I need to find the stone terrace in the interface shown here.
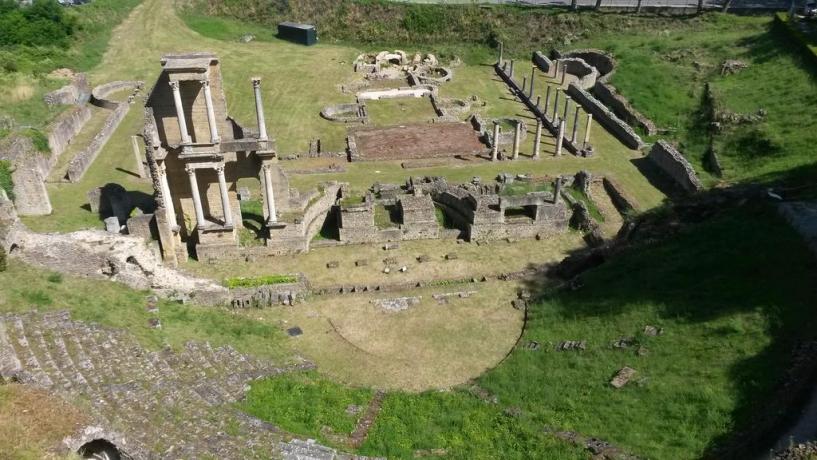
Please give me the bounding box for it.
[0,310,312,458]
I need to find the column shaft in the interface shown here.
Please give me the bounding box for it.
[263,164,277,223]
[170,81,191,144]
[202,80,220,144]
[544,86,552,121]
[252,78,268,141]
[491,123,500,161]
[553,89,561,120]
[556,120,565,157]
[584,114,594,147]
[571,106,581,142]
[533,119,542,159]
[563,97,570,122]
[216,166,233,227]
[529,67,535,98]
[512,121,521,160]
[158,163,177,228]
[186,168,205,229]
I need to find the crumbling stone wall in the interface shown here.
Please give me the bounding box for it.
[0,189,22,253]
[592,82,657,135]
[0,136,52,216]
[567,83,644,150]
[66,81,143,182]
[43,73,90,106]
[339,197,378,244]
[399,193,439,240]
[10,228,228,304]
[648,140,703,194]
[48,105,93,157]
[553,49,616,80]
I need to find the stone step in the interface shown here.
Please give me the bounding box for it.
[28,325,73,390]
[0,320,22,380]
[10,317,53,387]
[51,332,90,389]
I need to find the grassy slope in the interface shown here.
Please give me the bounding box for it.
[570,13,817,187]
[241,204,817,459]
[0,0,142,129]
[0,261,290,362]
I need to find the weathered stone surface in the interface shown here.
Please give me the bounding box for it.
[326,261,340,269]
[104,216,121,233]
[373,296,420,312]
[647,141,703,194]
[1,310,316,459]
[610,366,637,389]
[643,325,663,336]
[354,259,368,267]
[556,340,586,351]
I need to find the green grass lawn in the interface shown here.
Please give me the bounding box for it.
[241,204,817,459]
[365,97,438,126]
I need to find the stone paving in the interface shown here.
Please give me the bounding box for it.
[0,310,312,458]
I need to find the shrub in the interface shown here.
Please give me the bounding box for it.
[46,272,63,283]
[0,247,6,272]
[0,0,76,48]
[0,160,13,200]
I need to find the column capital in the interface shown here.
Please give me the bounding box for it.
[200,79,210,88]
[169,80,180,91]
[215,164,225,174]
[156,161,167,174]
[185,165,197,175]
[261,162,273,172]
[251,77,262,88]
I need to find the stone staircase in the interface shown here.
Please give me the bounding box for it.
[0,310,311,458]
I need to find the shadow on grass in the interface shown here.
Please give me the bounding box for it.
[502,185,817,458]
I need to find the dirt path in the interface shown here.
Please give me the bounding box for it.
[350,390,387,448]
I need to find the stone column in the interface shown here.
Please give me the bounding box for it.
[169,80,191,145]
[555,119,565,157]
[584,114,593,147]
[529,66,535,98]
[201,80,220,144]
[571,106,581,143]
[536,95,541,109]
[186,166,205,229]
[512,121,521,160]
[533,119,542,160]
[509,60,515,79]
[131,135,145,178]
[561,65,568,85]
[544,86,552,120]
[498,42,503,65]
[563,97,570,122]
[553,61,560,79]
[252,77,268,142]
[491,122,500,161]
[553,89,561,120]
[158,162,177,228]
[521,76,527,95]
[554,177,563,204]
[216,165,233,227]
[262,163,277,223]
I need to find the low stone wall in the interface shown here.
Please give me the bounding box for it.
[321,103,366,123]
[229,276,308,308]
[647,140,703,194]
[532,51,554,74]
[554,49,616,81]
[566,83,644,150]
[90,80,143,110]
[66,102,129,182]
[357,86,433,101]
[602,177,639,215]
[65,81,142,183]
[48,105,93,158]
[43,73,90,106]
[560,58,598,90]
[592,83,657,135]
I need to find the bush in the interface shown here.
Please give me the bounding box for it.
[22,128,50,154]
[0,160,13,200]
[0,247,6,272]
[0,0,76,48]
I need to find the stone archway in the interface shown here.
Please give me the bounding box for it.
[77,439,121,460]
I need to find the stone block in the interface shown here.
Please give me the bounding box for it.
[87,187,102,213]
[104,216,121,233]
[127,213,155,241]
[610,366,637,389]
[237,187,251,201]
